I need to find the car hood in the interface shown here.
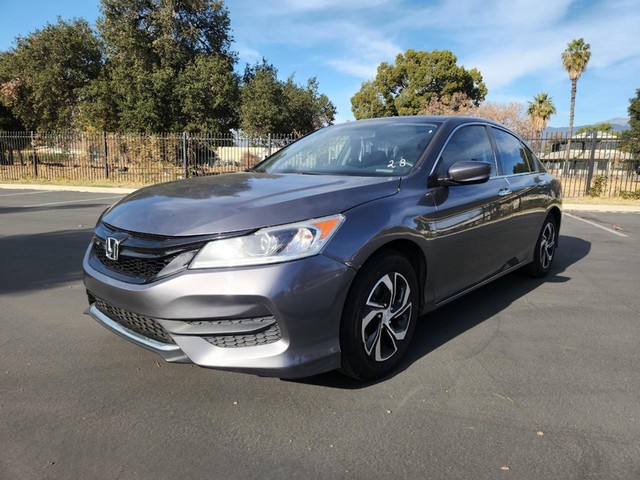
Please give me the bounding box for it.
[102,172,400,236]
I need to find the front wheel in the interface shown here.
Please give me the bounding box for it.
[339,251,419,380]
[526,214,558,278]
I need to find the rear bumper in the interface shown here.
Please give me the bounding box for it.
[83,249,356,378]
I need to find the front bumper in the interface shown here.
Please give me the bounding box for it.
[83,248,356,378]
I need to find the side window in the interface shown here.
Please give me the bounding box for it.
[492,128,532,175]
[435,125,496,177]
[523,145,544,173]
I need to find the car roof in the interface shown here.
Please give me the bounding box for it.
[346,115,504,129]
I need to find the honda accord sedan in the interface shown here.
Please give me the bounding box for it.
[83,116,561,380]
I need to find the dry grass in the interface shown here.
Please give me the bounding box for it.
[563,195,640,206]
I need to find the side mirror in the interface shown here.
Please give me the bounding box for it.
[439,161,491,186]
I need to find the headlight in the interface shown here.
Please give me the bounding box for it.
[189,214,345,269]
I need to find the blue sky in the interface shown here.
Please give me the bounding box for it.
[1,0,639,128]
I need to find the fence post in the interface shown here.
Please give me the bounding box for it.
[267,133,272,157]
[30,131,38,177]
[102,131,109,179]
[182,131,188,178]
[584,130,598,196]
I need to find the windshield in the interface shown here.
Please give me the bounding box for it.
[254,120,440,176]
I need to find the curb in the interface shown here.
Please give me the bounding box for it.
[0,183,138,194]
[2,183,640,213]
[563,203,640,213]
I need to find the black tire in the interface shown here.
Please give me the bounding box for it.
[339,250,419,380]
[526,214,558,278]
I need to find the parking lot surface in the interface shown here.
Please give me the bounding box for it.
[1,188,639,479]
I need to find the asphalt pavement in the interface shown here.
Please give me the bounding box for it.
[1,188,639,479]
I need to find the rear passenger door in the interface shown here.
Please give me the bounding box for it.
[490,127,546,262]
[431,124,513,302]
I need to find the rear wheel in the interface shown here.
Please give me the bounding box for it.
[526,215,558,277]
[339,251,418,380]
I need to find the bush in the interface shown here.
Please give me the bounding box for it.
[618,190,640,200]
[589,175,608,197]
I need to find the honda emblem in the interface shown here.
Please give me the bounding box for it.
[105,237,121,261]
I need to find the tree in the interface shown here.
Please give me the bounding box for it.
[282,77,336,135]
[527,93,557,137]
[351,49,487,119]
[422,93,535,138]
[239,61,285,136]
[0,103,23,131]
[562,38,591,158]
[93,0,238,132]
[620,89,640,158]
[0,18,102,130]
[240,61,336,136]
[576,123,613,135]
[175,55,240,133]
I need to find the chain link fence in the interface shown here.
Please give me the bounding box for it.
[1,129,638,198]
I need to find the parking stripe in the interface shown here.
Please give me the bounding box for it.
[21,196,124,208]
[0,190,54,197]
[565,212,629,238]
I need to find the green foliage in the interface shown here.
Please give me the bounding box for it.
[526,93,556,134]
[620,88,640,158]
[618,190,640,200]
[90,0,237,133]
[589,174,607,197]
[0,18,102,130]
[282,77,336,135]
[350,49,487,120]
[240,62,285,135]
[562,38,591,82]
[176,56,240,133]
[0,103,24,130]
[240,61,336,136]
[562,38,591,142]
[576,123,613,135]
[0,1,335,134]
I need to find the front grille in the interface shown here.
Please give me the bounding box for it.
[94,299,175,345]
[204,322,281,348]
[89,222,206,283]
[93,241,176,280]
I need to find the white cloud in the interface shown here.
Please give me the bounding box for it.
[321,21,401,79]
[227,0,640,122]
[325,59,377,79]
[248,0,394,15]
[236,44,262,63]
[374,0,636,88]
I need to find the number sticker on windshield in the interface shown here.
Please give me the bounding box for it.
[387,159,407,169]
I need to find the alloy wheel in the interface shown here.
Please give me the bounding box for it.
[361,272,413,362]
[539,222,556,269]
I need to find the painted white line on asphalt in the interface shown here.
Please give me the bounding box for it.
[0,190,54,197]
[22,196,124,208]
[565,212,629,238]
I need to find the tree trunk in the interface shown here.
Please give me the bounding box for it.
[564,78,577,173]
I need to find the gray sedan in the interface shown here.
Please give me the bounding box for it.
[83,116,561,380]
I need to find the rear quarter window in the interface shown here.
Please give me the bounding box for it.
[492,128,532,175]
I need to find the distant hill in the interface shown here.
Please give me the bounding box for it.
[545,118,630,134]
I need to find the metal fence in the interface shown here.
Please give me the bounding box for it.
[529,131,639,198]
[0,131,295,185]
[0,130,638,197]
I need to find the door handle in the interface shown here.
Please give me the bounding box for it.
[498,188,512,196]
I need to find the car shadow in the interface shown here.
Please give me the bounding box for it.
[0,228,94,294]
[287,234,591,390]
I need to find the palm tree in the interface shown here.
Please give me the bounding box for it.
[527,92,557,140]
[562,38,591,165]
